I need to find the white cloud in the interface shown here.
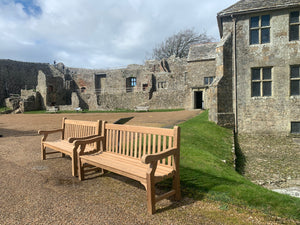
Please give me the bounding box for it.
[0,0,237,68]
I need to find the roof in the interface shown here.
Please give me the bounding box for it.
[187,43,217,62]
[218,0,300,17]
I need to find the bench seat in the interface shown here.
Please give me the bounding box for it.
[43,140,94,155]
[80,152,174,184]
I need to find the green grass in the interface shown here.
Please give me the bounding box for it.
[23,108,184,114]
[178,111,300,220]
[0,107,11,113]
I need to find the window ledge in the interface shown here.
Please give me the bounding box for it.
[251,96,273,100]
[290,95,300,99]
[249,43,270,46]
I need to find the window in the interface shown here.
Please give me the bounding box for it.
[250,15,270,44]
[204,76,215,85]
[158,81,166,89]
[291,122,300,134]
[290,11,300,41]
[130,77,136,87]
[291,65,300,95]
[251,67,272,97]
[80,87,86,93]
[126,77,136,92]
[142,83,148,91]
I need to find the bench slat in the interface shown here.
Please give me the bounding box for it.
[106,123,174,136]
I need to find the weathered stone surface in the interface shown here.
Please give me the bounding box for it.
[237,134,300,189]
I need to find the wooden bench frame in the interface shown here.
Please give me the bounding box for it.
[76,123,181,214]
[38,118,104,176]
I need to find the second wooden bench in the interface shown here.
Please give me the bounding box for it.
[38,118,104,176]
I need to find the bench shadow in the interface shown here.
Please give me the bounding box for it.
[0,128,38,137]
[113,117,134,124]
[83,169,198,212]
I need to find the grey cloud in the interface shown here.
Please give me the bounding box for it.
[0,0,237,68]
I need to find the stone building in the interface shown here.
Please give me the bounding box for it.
[216,0,300,134]
[1,0,300,135]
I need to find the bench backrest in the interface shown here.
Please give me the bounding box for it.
[104,123,180,167]
[62,118,102,148]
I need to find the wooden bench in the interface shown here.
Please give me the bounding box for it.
[76,123,181,214]
[134,106,149,112]
[46,106,58,113]
[38,118,104,176]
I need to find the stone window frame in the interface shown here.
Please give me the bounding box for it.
[249,14,271,45]
[289,11,300,41]
[251,67,272,97]
[126,77,137,93]
[204,76,215,85]
[290,65,300,96]
[291,121,300,134]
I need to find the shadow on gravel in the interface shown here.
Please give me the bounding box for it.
[0,128,38,137]
[113,117,134,124]
[83,170,196,213]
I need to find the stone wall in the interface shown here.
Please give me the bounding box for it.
[67,57,189,111]
[0,60,52,106]
[187,43,218,110]
[232,9,300,134]
[0,60,72,110]
[207,34,234,128]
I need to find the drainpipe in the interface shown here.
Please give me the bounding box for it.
[232,15,238,133]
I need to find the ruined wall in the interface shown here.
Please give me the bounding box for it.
[0,55,202,112]
[0,60,53,106]
[0,60,72,109]
[67,57,188,111]
[232,9,300,134]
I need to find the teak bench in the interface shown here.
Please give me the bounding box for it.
[76,123,181,214]
[38,118,103,176]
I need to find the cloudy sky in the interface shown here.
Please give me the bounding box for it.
[0,0,237,69]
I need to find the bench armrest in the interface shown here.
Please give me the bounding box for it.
[68,135,98,143]
[38,129,63,141]
[141,147,177,164]
[38,129,63,135]
[75,135,105,155]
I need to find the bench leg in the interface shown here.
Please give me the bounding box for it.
[146,174,156,215]
[41,145,46,160]
[78,159,84,181]
[173,172,181,201]
[72,152,78,177]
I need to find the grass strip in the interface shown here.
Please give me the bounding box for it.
[178,111,300,220]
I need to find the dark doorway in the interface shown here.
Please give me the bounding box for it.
[195,91,203,109]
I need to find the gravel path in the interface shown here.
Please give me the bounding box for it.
[0,111,295,224]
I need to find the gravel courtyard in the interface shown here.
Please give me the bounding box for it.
[0,111,296,224]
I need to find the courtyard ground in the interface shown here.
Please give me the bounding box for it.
[0,111,296,224]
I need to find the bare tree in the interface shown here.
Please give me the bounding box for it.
[151,29,213,60]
